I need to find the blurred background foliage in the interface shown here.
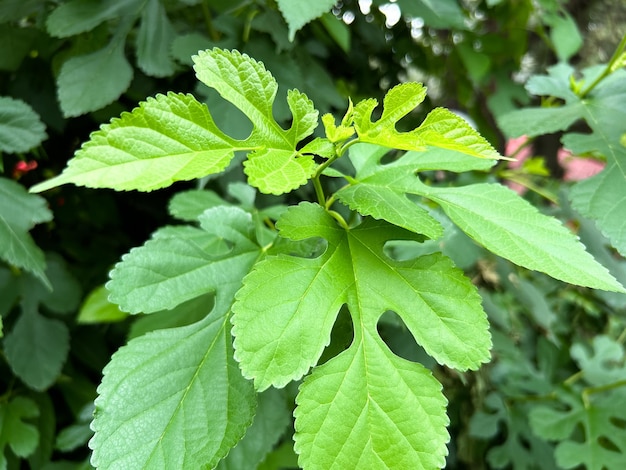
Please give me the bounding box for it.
[1,0,625,468]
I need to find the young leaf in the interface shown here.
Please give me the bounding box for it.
[0,96,46,153]
[232,202,491,392]
[275,0,337,41]
[0,178,52,287]
[90,314,256,470]
[31,93,242,193]
[193,49,320,194]
[0,397,39,466]
[3,308,70,391]
[33,49,320,195]
[294,331,449,469]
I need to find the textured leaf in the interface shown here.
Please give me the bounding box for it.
[194,50,320,194]
[107,206,259,313]
[0,96,46,153]
[35,49,319,194]
[57,38,133,117]
[354,84,501,160]
[0,397,39,466]
[294,331,449,469]
[91,207,263,468]
[31,93,240,192]
[90,315,256,469]
[0,178,52,287]
[136,0,176,77]
[418,182,624,292]
[4,308,70,391]
[276,0,337,40]
[233,202,491,391]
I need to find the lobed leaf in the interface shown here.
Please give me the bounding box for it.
[294,330,449,469]
[0,397,39,466]
[233,202,491,387]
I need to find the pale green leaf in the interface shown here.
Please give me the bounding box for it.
[417,182,625,292]
[233,202,491,391]
[90,314,256,469]
[320,12,350,53]
[31,93,241,193]
[136,0,177,77]
[0,97,46,153]
[107,206,260,314]
[275,0,337,41]
[547,12,582,62]
[57,40,133,117]
[354,83,428,151]
[194,50,320,194]
[0,178,52,287]
[294,331,449,469]
[77,285,127,324]
[4,309,70,391]
[0,397,39,466]
[217,388,291,470]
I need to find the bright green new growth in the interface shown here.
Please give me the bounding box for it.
[28,48,625,469]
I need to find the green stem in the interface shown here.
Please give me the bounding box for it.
[582,379,626,408]
[313,176,326,206]
[201,0,219,41]
[579,34,626,98]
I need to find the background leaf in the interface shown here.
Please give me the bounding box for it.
[0,97,46,153]
[0,397,39,466]
[136,0,176,77]
[275,0,338,41]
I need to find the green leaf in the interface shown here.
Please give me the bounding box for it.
[547,12,582,62]
[107,206,260,313]
[294,332,449,469]
[0,177,52,287]
[168,189,228,221]
[35,49,319,195]
[335,144,493,240]
[77,285,127,324]
[194,49,320,194]
[0,96,46,153]
[217,388,291,470]
[275,0,337,41]
[90,314,256,469]
[0,397,39,466]
[136,0,177,77]
[530,390,626,470]
[498,104,583,138]
[395,0,466,29]
[33,253,82,314]
[417,182,625,292]
[31,93,239,192]
[46,0,137,38]
[233,202,491,391]
[353,84,501,160]
[57,38,133,117]
[570,335,626,387]
[4,308,70,391]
